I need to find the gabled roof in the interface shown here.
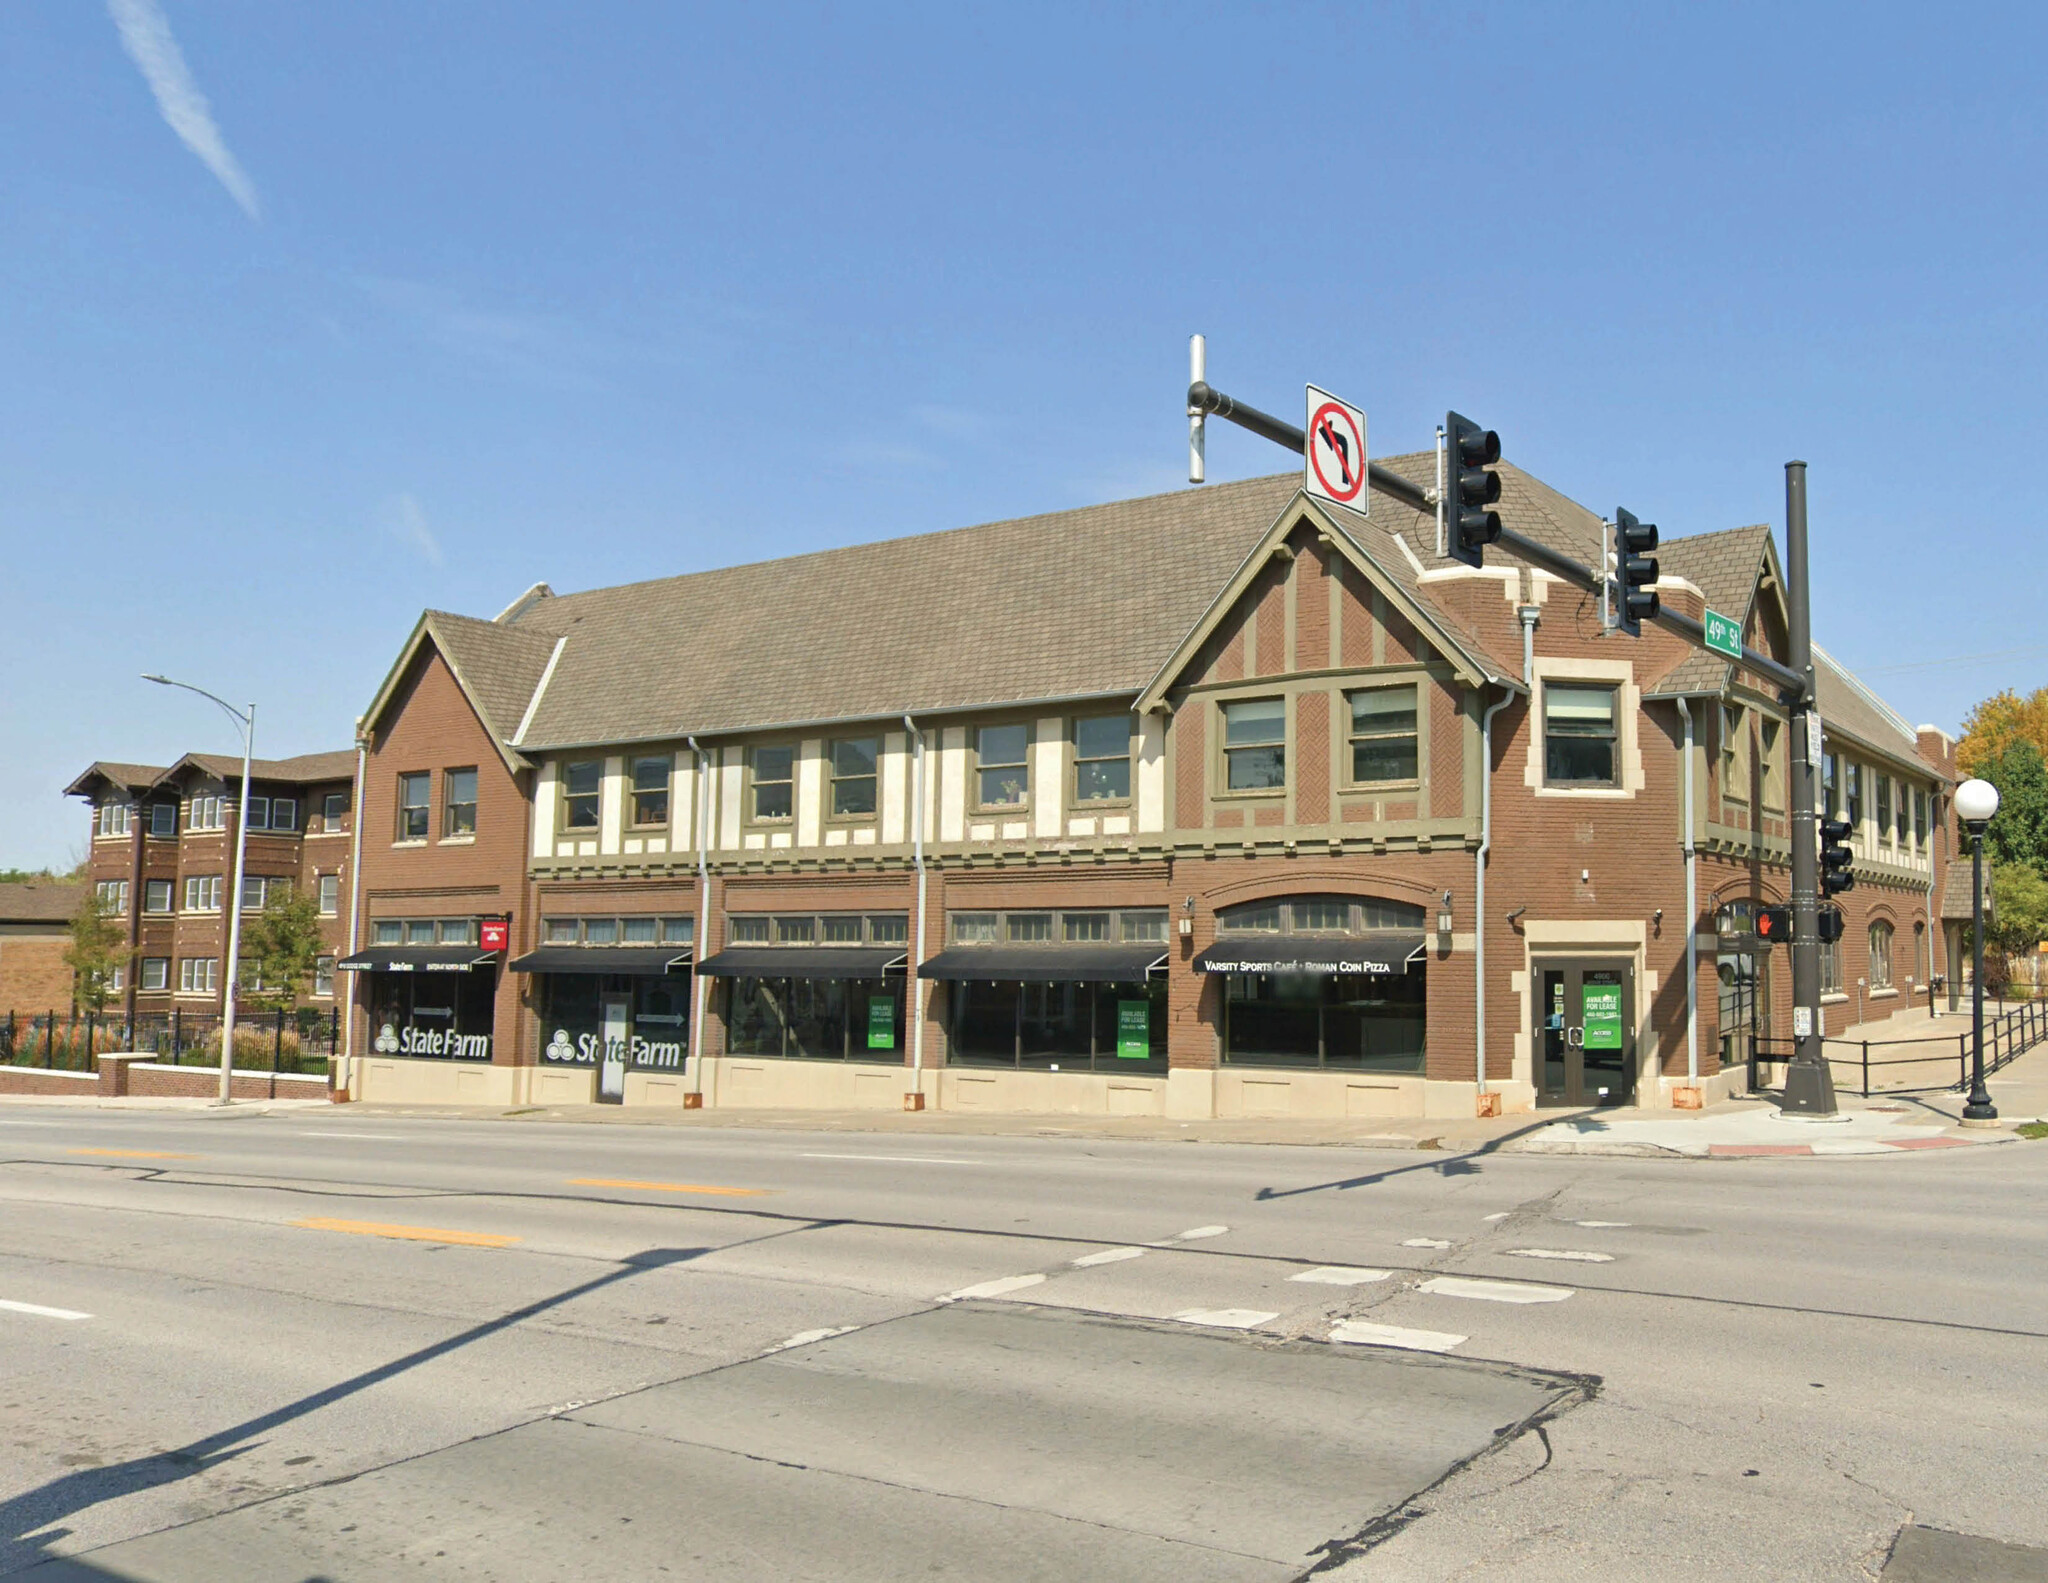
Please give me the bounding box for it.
[359,610,563,773]
[63,761,167,799]
[153,750,357,788]
[1647,525,1780,699]
[0,882,85,924]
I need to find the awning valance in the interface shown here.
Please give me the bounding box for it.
[694,946,907,979]
[917,945,1168,983]
[507,946,692,975]
[1192,933,1425,976]
[338,946,497,973]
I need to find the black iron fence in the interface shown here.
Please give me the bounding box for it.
[1754,998,2048,1099]
[2,1006,338,1078]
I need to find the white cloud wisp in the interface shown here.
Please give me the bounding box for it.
[107,0,260,220]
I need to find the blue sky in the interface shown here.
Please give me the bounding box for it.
[4,3,2044,868]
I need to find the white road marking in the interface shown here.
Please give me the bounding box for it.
[299,1131,406,1140]
[1329,1319,1466,1353]
[943,1273,1047,1302]
[1573,1220,1631,1228]
[766,1325,860,1352]
[1403,1237,1452,1249]
[1070,1247,1148,1267]
[1418,1276,1574,1305]
[1173,1308,1278,1329]
[0,1120,63,1127]
[1175,1225,1229,1241]
[1289,1266,1393,1285]
[801,1153,975,1165]
[1506,1248,1615,1263]
[1482,1212,1511,1221]
[0,1298,92,1321]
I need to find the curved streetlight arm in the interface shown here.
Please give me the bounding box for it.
[142,674,252,731]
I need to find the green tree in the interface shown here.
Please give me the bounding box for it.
[242,881,328,1017]
[63,891,132,1015]
[1987,862,2048,997]
[1958,687,2048,778]
[1978,740,2048,879]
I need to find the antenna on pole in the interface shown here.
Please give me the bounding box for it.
[1188,334,1207,483]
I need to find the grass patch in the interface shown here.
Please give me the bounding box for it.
[2018,1122,2048,1141]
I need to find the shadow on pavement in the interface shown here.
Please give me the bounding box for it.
[0,1245,712,1576]
[1253,1110,1595,1201]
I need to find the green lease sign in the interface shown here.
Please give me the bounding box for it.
[1581,984,1624,1051]
[1702,608,1742,659]
[1116,1000,1150,1060]
[867,996,896,1050]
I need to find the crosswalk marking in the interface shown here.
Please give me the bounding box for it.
[943,1273,1046,1302]
[1329,1319,1466,1353]
[1174,1225,1229,1242]
[1418,1276,1573,1305]
[1573,1220,1631,1228]
[0,1298,92,1321]
[1289,1266,1392,1285]
[1071,1247,1147,1267]
[1403,1237,1452,1250]
[1506,1248,1614,1263]
[1172,1308,1277,1330]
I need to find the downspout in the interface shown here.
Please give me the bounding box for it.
[1475,605,1537,1101]
[1928,795,1941,1014]
[342,724,368,1094]
[687,737,711,1094]
[1677,699,1698,1085]
[904,716,928,1099]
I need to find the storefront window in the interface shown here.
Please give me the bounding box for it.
[538,973,690,1070]
[947,978,1166,1072]
[1223,969,1425,1072]
[726,978,902,1061]
[368,969,497,1061]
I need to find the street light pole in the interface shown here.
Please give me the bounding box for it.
[144,675,256,1106]
[1955,778,2002,1125]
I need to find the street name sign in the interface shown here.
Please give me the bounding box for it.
[1305,386,1367,512]
[1703,608,1742,659]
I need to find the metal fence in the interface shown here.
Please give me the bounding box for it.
[1754,998,2048,1098]
[2,1005,338,1078]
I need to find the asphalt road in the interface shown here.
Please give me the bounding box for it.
[0,1107,2045,1581]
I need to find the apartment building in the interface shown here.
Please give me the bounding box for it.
[342,459,1954,1117]
[66,751,358,1023]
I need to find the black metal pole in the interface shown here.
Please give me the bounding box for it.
[1186,382,1435,515]
[1779,462,1836,1114]
[1964,825,1996,1120]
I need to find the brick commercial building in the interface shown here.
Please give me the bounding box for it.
[341,460,1958,1117]
[0,882,87,1022]
[65,751,358,1029]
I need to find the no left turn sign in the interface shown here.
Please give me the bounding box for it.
[1304,385,1367,513]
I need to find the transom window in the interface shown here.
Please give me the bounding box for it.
[630,756,670,828]
[1545,683,1619,787]
[726,913,904,947]
[561,761,600,831]
[950,908,1168,945]
[977,725,1030,808]
[445,768,478,837]
[542,915,693,947]
[398,772,431,840]
[830,738,879,818]
[1222,698,1286,791]
[373,917,483,946]
[1074,716,1132,802]
[1348,685,1419,783]
[751,746,794,821]
[1218,896,1425,935]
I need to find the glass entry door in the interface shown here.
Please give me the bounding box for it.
[1535,960,1636,1107]
[597,994,629,1103]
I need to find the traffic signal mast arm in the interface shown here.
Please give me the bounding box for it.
[1185,376,1803,698]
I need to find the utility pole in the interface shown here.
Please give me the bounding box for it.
[1779,462,1837,1114]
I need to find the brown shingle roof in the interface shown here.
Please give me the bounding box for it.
[62,761,167,799]
[1647,525,1775,698]
[426,611,563,744]
[0,882,85,924]
[161,750,357,786]
[1941,862,1991,922]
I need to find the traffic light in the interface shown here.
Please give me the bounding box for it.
[1615,508,1660,637]
[1820,818,1856,896]
[1445,411,1501,568]
[1816,905,1844,944]
[1755,904,1793,944]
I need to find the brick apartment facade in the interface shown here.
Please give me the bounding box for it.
[340,460,1959,1117]
[66,751,358,1026]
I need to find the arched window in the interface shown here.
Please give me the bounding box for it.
[1217,895,1425,936]
[1868,921,1894,991]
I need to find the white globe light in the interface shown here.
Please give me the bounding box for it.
[1954,778,2001,825]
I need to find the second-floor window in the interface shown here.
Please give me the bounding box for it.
[1223,698,1286,791]
[562,761,600,830]
[1073,716,1131,802]
[189,794,225,831]
[141,958,169,991]
[149,803,177,838]
[183,875,223,913]
[630,756,670,827]
[1822,752,1839,817]
[1876,775,1893,847]
[318,874,340,916]
[1914,788,1928,850]
[977,725,1029,809]
[179,957,219,994]
[97,802,132,838]
[1895,781,1911,848]
[751,746,794,821]
[144,879,173,913]
[445,768,478,837]
[1545,684,1619,788]
[1348,685,1419,783]
[242,875,288,912]
[323,792,348,831]
[1845,764,1863,834]
[830,738,878,817]
[398,773,431,840]
[247,796,269,830]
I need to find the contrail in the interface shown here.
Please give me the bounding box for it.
[107,0,260,220]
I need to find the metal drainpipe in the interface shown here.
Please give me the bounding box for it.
[342,726,367,1093]
[1927,799,1940,1015]
[904,716,927,1098]
[687,738,711,1095]
[1677,698,1698,1085]
[1476,604,1539,1100]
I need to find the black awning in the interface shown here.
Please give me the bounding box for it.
[918,945,1169,983]
[507,946,693,975]
[1192,933,1426,976]
[337,946,497,973]
[694,946,908,979]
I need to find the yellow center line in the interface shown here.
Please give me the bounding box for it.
[568,1178,772,1197]
[69,1148,196,1160]
[292,1217,520,1248]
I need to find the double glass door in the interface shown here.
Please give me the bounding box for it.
[1536,960,1636,1107]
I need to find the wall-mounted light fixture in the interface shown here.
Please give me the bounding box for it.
[1179,895,1195,937]
[1437,890,1455,939]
